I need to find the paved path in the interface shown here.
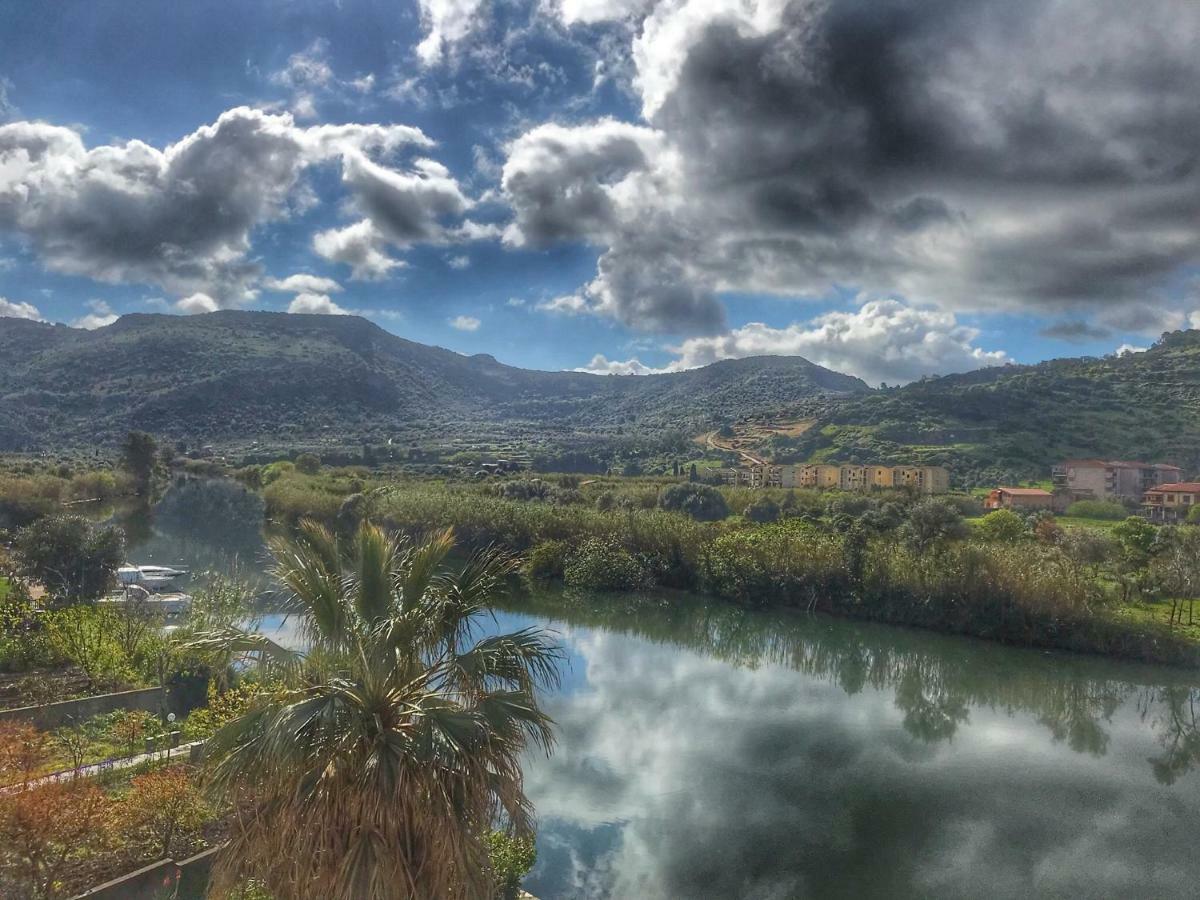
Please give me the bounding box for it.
[2,740,205,794]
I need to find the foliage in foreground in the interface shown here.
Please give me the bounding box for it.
[189,521,561,900]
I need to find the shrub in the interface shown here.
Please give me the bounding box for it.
[744,495,780,524]
[563,540,649,591]
[486,831,537,900]
[658,483,729,521]
[702,520,846,606]
[0,722,49,789]
[294,453,321,475]
[120,766,209,858]
[976,509,1029,543]
[0,780,113,898]
[902,500,968,554]
[526,541,568,582]
[1065,499,1127,520]
[260,461,295,485]
[43,607,137,692]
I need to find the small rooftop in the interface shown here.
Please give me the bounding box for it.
[1146,482,1200,493]
[993,487,1054,496]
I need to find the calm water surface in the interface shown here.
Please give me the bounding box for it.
[122,484,1200,899]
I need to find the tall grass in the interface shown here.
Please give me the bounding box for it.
[258,472,1200,666]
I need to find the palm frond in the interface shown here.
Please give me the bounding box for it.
[351,521,399,624]
[185,625,305,682]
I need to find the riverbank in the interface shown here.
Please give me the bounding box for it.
[256,471,1200,668]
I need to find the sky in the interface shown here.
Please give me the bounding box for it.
[1,0,1199,384]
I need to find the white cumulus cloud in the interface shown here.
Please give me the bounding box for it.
[263,273,343,294]
[175,292,220,315]
[574,299,1010,385]
[0,296,42,321]
[415,0,489,66]
[449,314,481,331]
[72,299,119,329]
[0,106,463,303]
[287,292,350,315]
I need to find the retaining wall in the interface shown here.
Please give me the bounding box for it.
[0,687,165,729]
[71,846,219,900]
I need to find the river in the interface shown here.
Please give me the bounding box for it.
[115,483,1200,899]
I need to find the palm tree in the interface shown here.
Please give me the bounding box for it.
[188,521,561,900]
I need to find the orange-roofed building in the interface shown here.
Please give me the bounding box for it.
[984,487,1058,512]
[1142,483,1200,522]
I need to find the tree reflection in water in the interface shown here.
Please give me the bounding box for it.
[501,587,1200,777]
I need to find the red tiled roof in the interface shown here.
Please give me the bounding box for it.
[1147,483,1200,493]
[994,487,1054,496]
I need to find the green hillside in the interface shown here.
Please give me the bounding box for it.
[786,331,1200,486]
[0,311,866,451]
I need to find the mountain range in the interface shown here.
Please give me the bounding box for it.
[3,311,1199,485]
[0,311,865,451]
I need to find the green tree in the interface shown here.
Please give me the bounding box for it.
[976,509,1029,543]
[120,431,159,494]
[1151,527,1200,626]
[294,453,321,475]
[745,495,780,524]
[1113,516,1158,570]
[486,831,537,900]
[14,515,124,601]
[658,483,729,521]
[902,499,968,554]
[189,522,561,900]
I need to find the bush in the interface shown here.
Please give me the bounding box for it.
[294,453,321,475]
[486,831,537,900]
[119,766,209,858]
[976,509,1029,543]
[260,461,295,485]
[702,520,847,605]
[902,500,968,554]
[744,495,780,524]
[526,541,568,582]
[658,483,729,522]
[1065,499,1127,520]
[563,540,649,591]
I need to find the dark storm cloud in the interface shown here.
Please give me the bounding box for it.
[505,0,1200,332]
[1039,321,1113,342]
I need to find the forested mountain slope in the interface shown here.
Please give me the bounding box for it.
[0,311,866,449]
[792,331,1200,485]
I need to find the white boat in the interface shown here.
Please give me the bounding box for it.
[100,586,193,617]
[117,564,188,591]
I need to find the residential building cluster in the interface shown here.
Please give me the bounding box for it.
[725,463,951,494]
[1052,459,1183,502]
[985,458,1200,523]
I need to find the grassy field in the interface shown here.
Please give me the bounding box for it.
[1056,515,1124,530]
[1111,602,1200,644]
[0,576,9,602]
